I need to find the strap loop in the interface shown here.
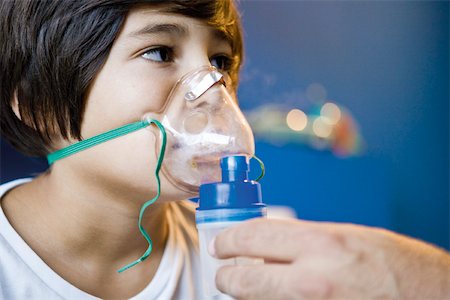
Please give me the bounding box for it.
[47,120,152,164]
[252,155,265,182]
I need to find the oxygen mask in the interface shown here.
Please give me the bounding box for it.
[143,66,255,193]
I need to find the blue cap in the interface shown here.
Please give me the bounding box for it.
[196,155,265,210]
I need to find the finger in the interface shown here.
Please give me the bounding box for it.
[216,264,332,300]
[216,264,287,300]
[212,218,317,261]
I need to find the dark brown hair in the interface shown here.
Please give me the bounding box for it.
[0,0,243,157]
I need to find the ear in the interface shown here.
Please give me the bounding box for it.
[11,90,22,120]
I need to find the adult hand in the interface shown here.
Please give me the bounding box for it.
[210,218,450,300]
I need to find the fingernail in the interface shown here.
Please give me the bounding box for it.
[208,237,217,257]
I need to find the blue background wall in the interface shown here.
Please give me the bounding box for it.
[1,1,449,249]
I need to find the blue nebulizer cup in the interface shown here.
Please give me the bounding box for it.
[195,155,266,297]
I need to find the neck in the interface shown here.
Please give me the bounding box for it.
[1,159,183,298]
[47,170,167,262]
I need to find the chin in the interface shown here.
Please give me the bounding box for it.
[120,174,197,204]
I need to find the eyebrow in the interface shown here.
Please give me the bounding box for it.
[212,29,231,44]
[129,23,188,38]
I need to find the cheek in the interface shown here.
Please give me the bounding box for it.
[70,60,190,200]
[81,63,174,139]
[69,126,190,201]
[70,127,157,190]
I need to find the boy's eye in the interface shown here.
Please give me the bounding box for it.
[210,55,232,72]
[141,47,173,63]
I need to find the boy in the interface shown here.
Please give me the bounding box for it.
[1,1,449,300]
[1,1,243,298]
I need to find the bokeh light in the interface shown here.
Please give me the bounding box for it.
[306,83,327,102]
[320,102,341,125]
[312,117,333,138]
[286,109,308,131]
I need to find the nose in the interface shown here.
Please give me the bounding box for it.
[178,44,213,77]
[181,68,230,134]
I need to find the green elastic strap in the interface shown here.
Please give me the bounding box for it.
[118,119,166,273]
[253,155,265,182]
[46,118,167,273]
[47,120,152,164]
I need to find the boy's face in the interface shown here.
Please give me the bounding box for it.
[58,7,235,201]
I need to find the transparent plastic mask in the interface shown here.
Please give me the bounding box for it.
[143,66,255,193]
